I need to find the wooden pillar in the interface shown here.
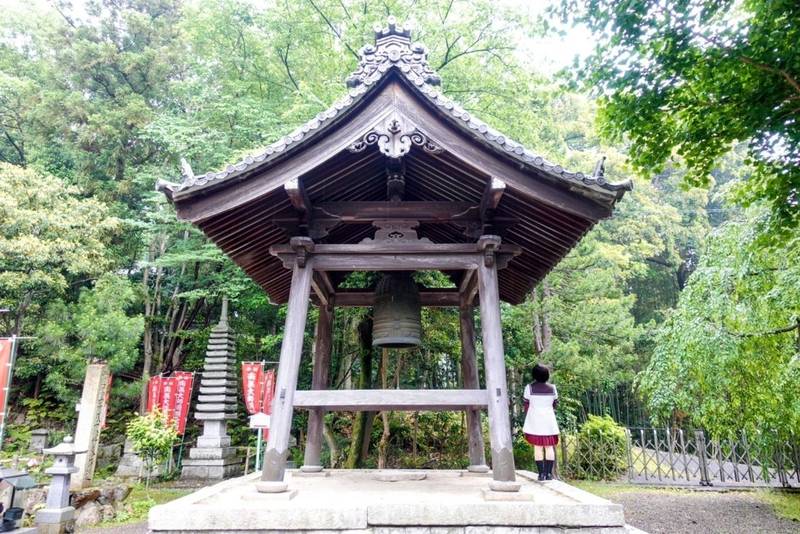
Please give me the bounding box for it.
[459,300,488,472]
[257,257,314,492]
[476,236,519,490]
[301,301,334,472]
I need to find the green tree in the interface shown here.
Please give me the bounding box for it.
[559,0,800,236]
[22,274,144,402]
[0,163,118,336]
[639,212,800,440]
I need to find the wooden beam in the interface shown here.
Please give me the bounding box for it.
[284,178,312,222]
[316,201,476,222]
[333,288,460,307]
[293,389,488,411]
[260,258,314,485]
[302,303,334,471]
[459,302,487,468]
[480,177,506,222]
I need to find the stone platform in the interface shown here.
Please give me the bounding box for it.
[150,469,638,533]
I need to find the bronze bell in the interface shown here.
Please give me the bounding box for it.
[372,272,422,348]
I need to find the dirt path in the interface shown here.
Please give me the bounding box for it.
[606,489,799,534]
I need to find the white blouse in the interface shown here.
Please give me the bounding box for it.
[522,383,560,436]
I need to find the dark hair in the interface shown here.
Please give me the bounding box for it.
[531,364,550,384]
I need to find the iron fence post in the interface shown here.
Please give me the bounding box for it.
[695,430,712,486]
[560,433,569,479]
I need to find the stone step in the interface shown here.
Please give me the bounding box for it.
[188,446,238,460]
[205,349,233,356]
[195,412,237,421]
[204,357,235,365]
[201,371,235,380]
[203,364,231,372]
[198,394,238,404]
[196,403,237,412]
[200,379,237,388]
[200,386,239,397]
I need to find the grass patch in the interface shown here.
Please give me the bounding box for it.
[757,490,800,522]
[92,484,192,528]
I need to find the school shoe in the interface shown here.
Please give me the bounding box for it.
[544,460,554,480]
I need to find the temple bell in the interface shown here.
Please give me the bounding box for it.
[372,272,422,348]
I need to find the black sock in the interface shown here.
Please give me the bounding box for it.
[535,460,544,476]
[544,460,553,478]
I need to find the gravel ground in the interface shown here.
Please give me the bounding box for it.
[85,523,147,533]
[609,490,800,534]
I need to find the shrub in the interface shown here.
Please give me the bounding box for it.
[126,411,178,488]
[568,415,628,481]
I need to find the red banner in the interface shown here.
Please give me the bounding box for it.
[241,362,264,415]
[159,375,177,423]
[146,375,162,413]
[172,372,194,435]
[0,339,15,435]
[262,369,276,415]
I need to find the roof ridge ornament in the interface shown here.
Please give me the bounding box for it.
[346,16,441,89]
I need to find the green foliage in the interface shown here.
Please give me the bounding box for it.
[567,415,628,481]
[559,0,800,237]
[0,163,118,335]
[638,214,800,441]
[126,411,178,486]
[21,274,143,402]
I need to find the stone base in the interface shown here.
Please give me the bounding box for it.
[150,470,635,533]
[181,447,243,480]
[116,439,162,478]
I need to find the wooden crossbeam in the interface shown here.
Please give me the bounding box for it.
[315,201,476,222]
[333,288,460,307]
[293,389,488,411]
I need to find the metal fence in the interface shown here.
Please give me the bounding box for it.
[557,427,799,488]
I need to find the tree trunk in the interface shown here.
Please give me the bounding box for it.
[345,316,373,468]
[377,348,391,468]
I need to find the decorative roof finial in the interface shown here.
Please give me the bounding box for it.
[593,156,606,182]
[346,16,440,89]
[373,16,411,42]
[219,296,229,326]
[180,158,195,180]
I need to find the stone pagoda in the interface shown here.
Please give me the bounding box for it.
[180,298,243,479]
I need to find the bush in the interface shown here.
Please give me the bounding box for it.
[126,411,178,488]
[567,415,628,481]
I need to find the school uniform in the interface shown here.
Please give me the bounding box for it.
[522,382,560,446]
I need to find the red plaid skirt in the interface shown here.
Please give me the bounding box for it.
[524,433,559,446]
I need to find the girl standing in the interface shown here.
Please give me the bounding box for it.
[522,364,559,480]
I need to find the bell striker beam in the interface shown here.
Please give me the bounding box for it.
[476,235,519,489]
[459,298,488,472]
[301,301,334,473]
[257,238,314,492]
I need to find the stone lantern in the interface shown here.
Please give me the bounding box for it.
[36,436,85,534]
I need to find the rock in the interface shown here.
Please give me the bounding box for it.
[96,443,123,469]
[23,487,47,515]
[72,488,100,509]
[100,503,115,521]
[112,484,131,502]
[75,501,102,528]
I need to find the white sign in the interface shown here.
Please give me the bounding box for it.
[249,412,271,429]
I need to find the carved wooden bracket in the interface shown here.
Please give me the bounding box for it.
[347,113,443,158]
[477,235,502,268]
[360,220,432,245]
[290,236,315,267]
